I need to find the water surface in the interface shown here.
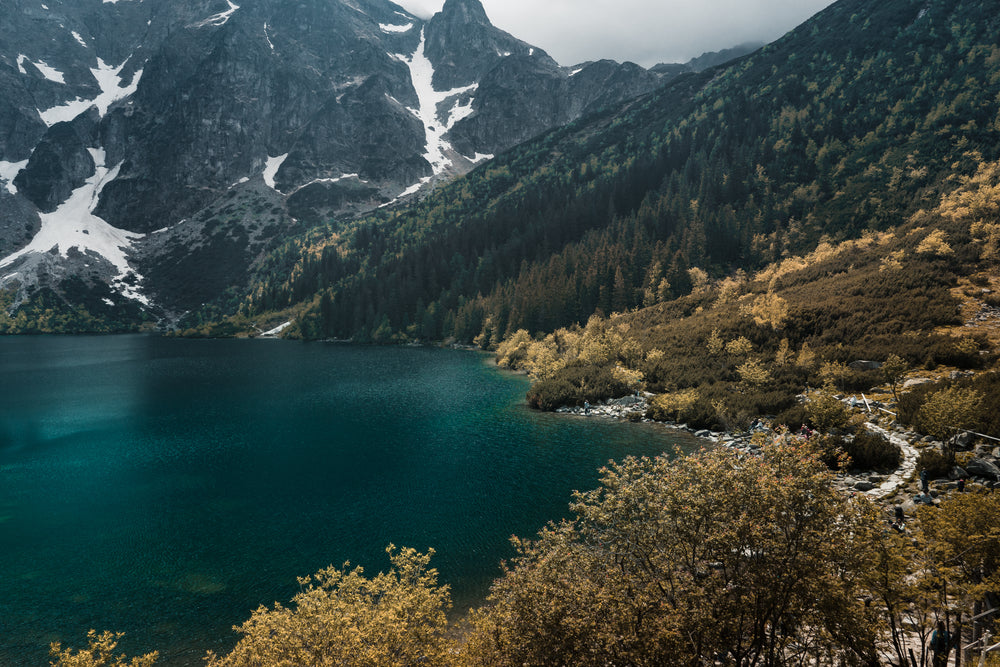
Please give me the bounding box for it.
[0,336,702,665]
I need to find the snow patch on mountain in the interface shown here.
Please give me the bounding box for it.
[394,29,478,176]
[380,176,431,208]
[447,96,476,126]
[0,160,28,195]
[464,152,494,164]
[0,148,147,304]
[380,22,413,33]
[17,56,66,83]
[71,31,88,48]
[260,320,291,336]
[263,154,288,190]
[38,57,143,126]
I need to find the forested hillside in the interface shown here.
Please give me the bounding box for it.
[203,0,1000,348]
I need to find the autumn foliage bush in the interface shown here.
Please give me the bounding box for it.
[526,362,632,410]
[463,442,886,666]
[843,430,902,472]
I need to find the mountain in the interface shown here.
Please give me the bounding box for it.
[650,41,763,77]
[221,0,1000,350]
[0,0,664,330]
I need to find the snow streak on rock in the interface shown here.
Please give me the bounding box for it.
[379,176,431,208]
[260,320,292,336]
[38,57,143,126]
[17,55,66,83]
[194,0,240,28]
[464,152,494,164]
[264,23,275,51]
[71,31,88,48]
[290,173,364,194]
[0,148,147,304]
[394,29,478,176]
[380,22,413,33]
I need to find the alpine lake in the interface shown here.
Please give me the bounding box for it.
[0,335,704,665]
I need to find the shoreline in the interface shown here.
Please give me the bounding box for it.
[549,393,1000,513]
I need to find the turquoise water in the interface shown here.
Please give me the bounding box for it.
[0,336,703,665]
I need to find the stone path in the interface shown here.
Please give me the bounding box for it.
[860,423,920,499]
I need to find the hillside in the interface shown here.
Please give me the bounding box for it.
[216,0,1000,356]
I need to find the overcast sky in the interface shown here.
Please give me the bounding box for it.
[393,0,837,67]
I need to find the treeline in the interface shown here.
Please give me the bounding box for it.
[53,444,1000,666]
[0,284,149,334]
[203,0,1000,345]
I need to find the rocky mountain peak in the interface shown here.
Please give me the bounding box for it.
[424,0,540,90]
[438,0,490,26]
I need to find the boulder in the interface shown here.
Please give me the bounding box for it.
[855,481,876,492]
[965,458,1000,482]
[948,432,975,451]
[948,466,970,481]
[849,360,882,371]
[903,378,934,389]
[610,395,642,407]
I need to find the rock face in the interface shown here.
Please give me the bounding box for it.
[0,0,669,325]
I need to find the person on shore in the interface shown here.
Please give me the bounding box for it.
[957,478,966,492]
[930,620,953,667]
[921,469,929,494]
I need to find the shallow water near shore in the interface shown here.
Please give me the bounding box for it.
[0,335,703,665]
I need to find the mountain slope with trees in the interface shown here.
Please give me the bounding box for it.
[220,0,1000,353]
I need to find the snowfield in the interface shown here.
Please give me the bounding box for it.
[0,148,148,304]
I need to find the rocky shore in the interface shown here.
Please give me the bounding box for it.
[553,392,1000,517]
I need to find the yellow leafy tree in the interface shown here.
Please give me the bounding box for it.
[724,335,754,357]
[647,389,700,422]
[882,353,909,401]
[797,342,817,370]
[937,157,1000,260]
[736,358,773,387]
[917,491,1000,635]
[819,360,850,390]
[807,387,851,433]
[525,337,564,379]
[495,329,532,369]
[50,631,157,667]
[915,229,954,256]
[916,386,983,442]
[774,338,792,366]
[463,445,885,666]
[741,291,789,330]
[206,546,454,667]
[706,328,725,356]
[611,364,644,392]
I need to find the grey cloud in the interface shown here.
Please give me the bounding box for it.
[394,0,836,66]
